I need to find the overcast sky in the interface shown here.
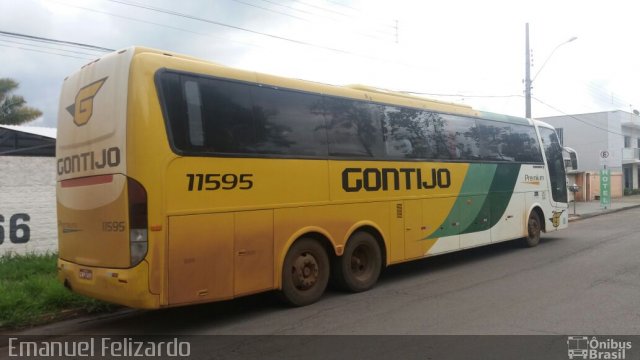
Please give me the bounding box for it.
[1,0,638,129]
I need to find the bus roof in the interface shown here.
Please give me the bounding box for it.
[478,111,532,126]
[116,46,534,127]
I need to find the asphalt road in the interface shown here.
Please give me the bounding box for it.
[13,207,640,336]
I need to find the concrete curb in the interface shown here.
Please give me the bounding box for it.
[568,204,640,222]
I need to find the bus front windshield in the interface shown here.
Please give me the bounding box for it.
[539,127,568,204]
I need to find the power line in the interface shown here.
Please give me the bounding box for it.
[325,0,368,13]
[104,0,367,57]
[7,4,632,126]
[583,81,633,109]
[259,0,395,36]
[290,0,355,18]
[228,0,393,42]
[0,30,114,52]
[48,0,413,73]
[42,0,425,80]
[0,38,105,57]
[532,96,625,136]
[99,0,408,65]
[257,0,332,18]
[322,0,400,39]
[535,76,634,110]
[229,0,309,22]
[324,0,397,29]
[285,0,395,30]
[53,0,404,66]
[39,0,442,90]
[50,0,268,52]
[0,44,93,60]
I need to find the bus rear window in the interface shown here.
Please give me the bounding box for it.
[157,71,328,157]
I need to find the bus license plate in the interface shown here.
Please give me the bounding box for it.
[79,269,93,280]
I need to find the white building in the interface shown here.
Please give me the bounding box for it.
[0,125,58,255]
[540,110,640,192]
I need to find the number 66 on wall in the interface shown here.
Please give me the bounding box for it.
[0,213,31,244]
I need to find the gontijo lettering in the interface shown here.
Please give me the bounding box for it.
[57,147,121,175]
[342,167,451,192]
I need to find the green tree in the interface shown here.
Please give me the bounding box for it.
[0,78,42,125]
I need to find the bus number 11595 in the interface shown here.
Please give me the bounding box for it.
[186,173,254,191]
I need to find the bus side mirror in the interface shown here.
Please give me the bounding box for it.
[563,146,578,170]
[569,152,578,170]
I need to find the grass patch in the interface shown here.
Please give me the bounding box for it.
[0,253,117,329]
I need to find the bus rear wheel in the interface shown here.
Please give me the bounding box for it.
[280,238,329,306]
[524,211,541,247]
[335,231,382,292]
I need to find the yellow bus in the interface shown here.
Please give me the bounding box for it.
[56,47,573,308]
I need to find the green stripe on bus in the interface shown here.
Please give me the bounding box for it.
[426,163,497,239]
[486,163,522,228]
[462,163,522,234]
[425,163,522,239]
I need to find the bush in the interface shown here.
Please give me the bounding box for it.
[0,253,116,329]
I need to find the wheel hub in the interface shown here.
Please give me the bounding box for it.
[351,249,367,274]
[529,218,540,236]
[351,247,369,276]
[291,253,318,290]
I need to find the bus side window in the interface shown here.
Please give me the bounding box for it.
[382,106,435,160]
[184,80,204,147]
[198,78,253,153]
[324,97,385,158]
[250,87,328,156]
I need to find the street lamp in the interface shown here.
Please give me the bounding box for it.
[524,23,577,118]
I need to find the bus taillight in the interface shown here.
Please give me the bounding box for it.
[128,178,148,266]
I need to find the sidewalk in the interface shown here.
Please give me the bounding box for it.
[568,194,640,222]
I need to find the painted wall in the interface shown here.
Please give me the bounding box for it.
[583,172,623,201]
[0,156,57,255]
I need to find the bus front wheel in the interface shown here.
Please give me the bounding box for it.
[335,231,382,292]
[524,211,542,247]
[281,238,329,306]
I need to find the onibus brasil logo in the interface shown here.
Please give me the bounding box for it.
[567,336,632,359]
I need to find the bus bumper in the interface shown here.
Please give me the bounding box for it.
[57,258,160,309]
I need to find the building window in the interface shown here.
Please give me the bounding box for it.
[637,138,640,149]
[624,136,631,148]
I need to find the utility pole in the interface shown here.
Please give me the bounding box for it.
[524,23,576,119]
[525,23,532,119]
[395,20,399,44]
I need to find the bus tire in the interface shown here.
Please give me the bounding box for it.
[524,210,541,247]
[280,238,329,307]
[335,231,382,292]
